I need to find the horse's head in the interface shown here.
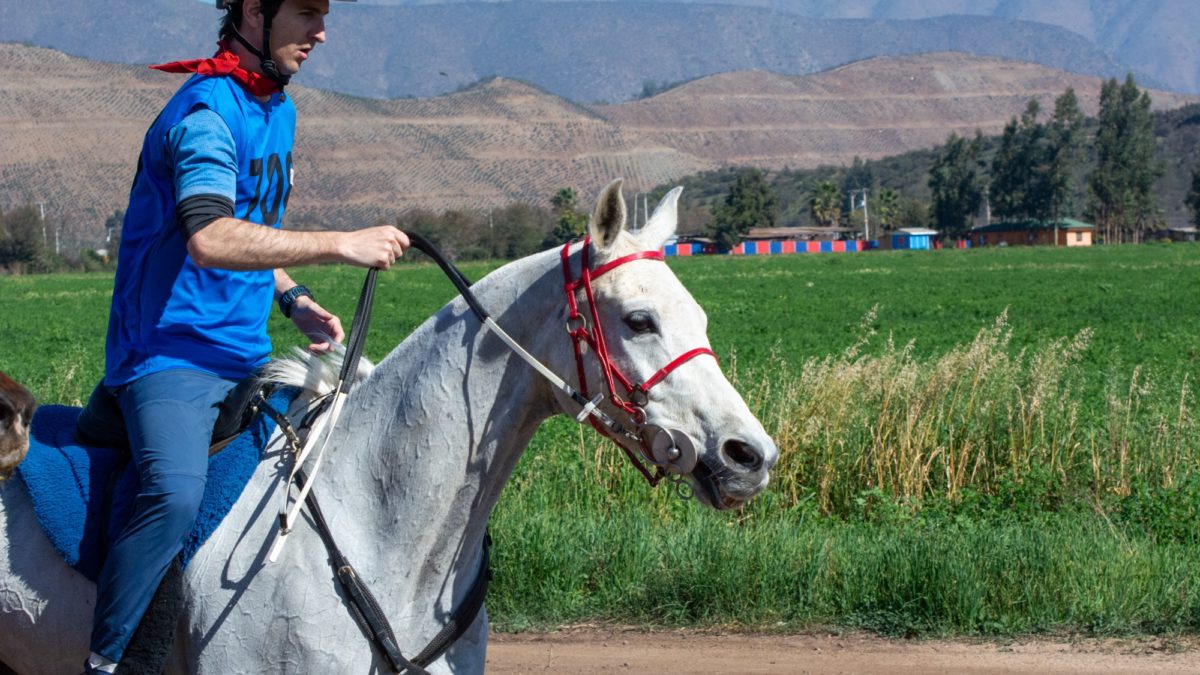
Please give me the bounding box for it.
[0,370,35,481]
[558,179,778,509]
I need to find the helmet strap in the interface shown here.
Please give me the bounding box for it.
[227,3,291,89]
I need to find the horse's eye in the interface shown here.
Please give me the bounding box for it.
[623,311,658,334]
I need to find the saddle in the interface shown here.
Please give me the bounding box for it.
[17,383,297,581]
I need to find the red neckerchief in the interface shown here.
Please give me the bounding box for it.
[150,42,281,98]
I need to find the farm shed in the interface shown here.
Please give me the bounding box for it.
[664,227,868,257]
[970,219,1094,247]
[1159,226,1198,242]
[891,228,939,250]
[744,227,857,242]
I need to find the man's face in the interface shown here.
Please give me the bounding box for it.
[269,0,330,76]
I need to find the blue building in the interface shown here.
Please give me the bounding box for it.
[891,228,939,250]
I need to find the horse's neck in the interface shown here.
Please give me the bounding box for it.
[319,250,565,606]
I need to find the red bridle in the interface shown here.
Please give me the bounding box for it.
[560,237,717,486]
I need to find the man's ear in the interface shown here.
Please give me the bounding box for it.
[242,0,264,32]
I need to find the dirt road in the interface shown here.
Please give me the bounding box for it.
[486,628,1200,674]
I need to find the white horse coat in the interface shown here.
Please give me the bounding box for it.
[0,181,777,673]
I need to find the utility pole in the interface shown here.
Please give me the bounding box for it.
[861,187,869,241]
[630,193,651,231]
[37,201,46,248]
[849,188,869,240]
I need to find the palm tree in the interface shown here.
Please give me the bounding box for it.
[810,181,841,228]
[874,188,899,235]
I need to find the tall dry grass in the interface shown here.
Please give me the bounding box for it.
[735,309,1198,515]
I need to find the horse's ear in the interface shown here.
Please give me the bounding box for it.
[636,187,683,251]
[589,178,626,250]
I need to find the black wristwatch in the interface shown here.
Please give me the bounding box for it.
[278,284,313,318]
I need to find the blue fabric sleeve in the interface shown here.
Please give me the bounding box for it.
[166,108,237,203]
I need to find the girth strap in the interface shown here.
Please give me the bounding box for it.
[295,469,493,673]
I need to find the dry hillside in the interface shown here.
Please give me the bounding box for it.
[599,52,1199,170]
[0,45,1194,253]
[287,83,697,233]
[0,43,688,251]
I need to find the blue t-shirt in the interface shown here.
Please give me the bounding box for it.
[105,74,296,386]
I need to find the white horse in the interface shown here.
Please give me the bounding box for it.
[0,180,777,673]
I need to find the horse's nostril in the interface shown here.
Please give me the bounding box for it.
[722,438,763,472]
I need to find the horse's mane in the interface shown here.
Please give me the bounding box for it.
[259,344,375,397]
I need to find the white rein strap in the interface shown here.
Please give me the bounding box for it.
[268,268,378,563]
[414,235,642,440]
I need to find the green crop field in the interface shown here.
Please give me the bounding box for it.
[2,242,1199,637]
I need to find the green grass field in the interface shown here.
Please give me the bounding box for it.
[2,242,1198,636]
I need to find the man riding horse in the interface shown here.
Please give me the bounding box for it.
[73,1,407,671]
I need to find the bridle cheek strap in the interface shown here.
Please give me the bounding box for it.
[561,238,717,485]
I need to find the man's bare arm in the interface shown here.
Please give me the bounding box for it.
[188,217,408,270]
[273,268,301,298]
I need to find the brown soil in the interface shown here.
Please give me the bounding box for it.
[486,627,1200,674]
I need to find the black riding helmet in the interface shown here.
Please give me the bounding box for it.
[215,0,355,88]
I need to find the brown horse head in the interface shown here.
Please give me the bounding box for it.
[0,370,35,480]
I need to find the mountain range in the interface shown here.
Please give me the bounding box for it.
[2,43,1194,254]
[0,0,1145,103]
[358,0,1200,96]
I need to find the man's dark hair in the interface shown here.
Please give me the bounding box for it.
[219,1,242,40]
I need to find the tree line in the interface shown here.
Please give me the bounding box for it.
[3,191,587,274]
[0,206,120,273]
[394,187,588,262]
[928,76,1164,242]
[686,75,1200,246]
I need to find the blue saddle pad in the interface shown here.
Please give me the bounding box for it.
[16,388,297,581]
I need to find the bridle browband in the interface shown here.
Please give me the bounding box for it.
[561,237,717,486]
